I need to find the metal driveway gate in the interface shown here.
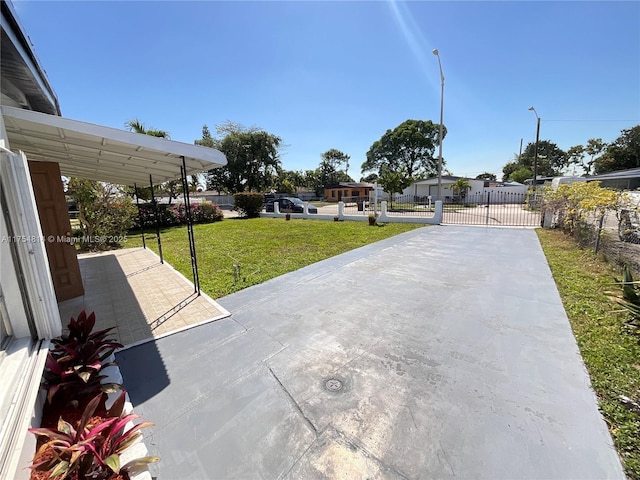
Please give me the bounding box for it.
[441,191,542,226]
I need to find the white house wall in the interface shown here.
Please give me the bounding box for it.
[403,180,527,201]
[0,115,61,480]
[482,185,527,197]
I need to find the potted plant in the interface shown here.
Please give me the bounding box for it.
[29,392,158,480]
[42,311,123,407]
[29,311,158,480]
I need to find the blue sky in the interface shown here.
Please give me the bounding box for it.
[13,0,640,180]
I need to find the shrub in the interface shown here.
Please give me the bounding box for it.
[133,202,223,229]
[170,202,224,224]
[542,182,626,244]
[234,192,264,218]
[67,178,138,250]
[133,204,180,229]
[197,201,224,223]
[169,203,192,224]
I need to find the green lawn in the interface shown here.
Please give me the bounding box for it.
[537,229,640,479]
[126,217,422,299]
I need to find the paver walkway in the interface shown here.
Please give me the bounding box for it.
[58,247,229,347]
[117,226,624,479]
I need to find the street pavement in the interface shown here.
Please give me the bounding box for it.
[117,226,624,479]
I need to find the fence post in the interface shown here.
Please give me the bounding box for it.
[594,214,605,254]
[485,191,491,225]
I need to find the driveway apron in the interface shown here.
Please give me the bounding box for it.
[117,226,624,479]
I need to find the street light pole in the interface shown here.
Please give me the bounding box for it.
[528,106,540,192]
[433,49,444,201]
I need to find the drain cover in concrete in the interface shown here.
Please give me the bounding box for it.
[325,379,343,391]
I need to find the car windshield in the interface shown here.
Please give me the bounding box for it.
[287,198,304,205]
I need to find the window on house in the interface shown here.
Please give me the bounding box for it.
[343,190,348,197]
[331,191,335,198]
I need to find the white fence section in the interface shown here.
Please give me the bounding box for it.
[261,201,443,225]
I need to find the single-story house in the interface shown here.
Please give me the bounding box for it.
[0,2,226,477]
[401,176,486,201]
[524,176,555,188]
[324,182,374,202]
[549,169,640,192]
[586,167,640,191]
[400,176,528,202]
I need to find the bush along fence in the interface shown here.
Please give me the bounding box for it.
[132,201,223,229]
[29,310,158,480]
[542,181,640,273]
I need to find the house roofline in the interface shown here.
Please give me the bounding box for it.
[1,0,61,115]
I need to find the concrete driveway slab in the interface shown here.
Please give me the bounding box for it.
[117,226,624,479]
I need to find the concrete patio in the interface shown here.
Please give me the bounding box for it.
[116,226,625,479]
[58,247,230,347]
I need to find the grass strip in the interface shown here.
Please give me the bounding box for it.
[537,228,640,479]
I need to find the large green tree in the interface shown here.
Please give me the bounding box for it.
[275,169,306,193]
[567,138,608,176]
[377,166,410,209]
[594,126,640,174]
[362,119,445,181]
[566,145,585,175]
[320,149,351,181]
[318,149,352,188]
[584,138,607,175]
[199,123,283,193]
[475,172,497,181]
[360,173,379,183]
[502,140,567,181]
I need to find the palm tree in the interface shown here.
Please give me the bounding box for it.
[125,119,178,203]
[125,119,170,139]
[451,178,471,201]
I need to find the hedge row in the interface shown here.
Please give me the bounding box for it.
[132,201,223,229]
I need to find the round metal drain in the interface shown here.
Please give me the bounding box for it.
[325,379,343,392]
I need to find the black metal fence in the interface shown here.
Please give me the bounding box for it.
[342,196,375,216]
[339,191,542,226]
[441,191,542,226]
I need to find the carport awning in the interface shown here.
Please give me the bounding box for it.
[1,105,226,186]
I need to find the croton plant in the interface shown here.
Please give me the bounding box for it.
[30,311,159,479]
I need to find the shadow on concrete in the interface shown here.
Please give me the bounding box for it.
[58,252,170,401]
[116,341,170,405]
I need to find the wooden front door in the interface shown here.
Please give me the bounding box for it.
[28,161,84,301]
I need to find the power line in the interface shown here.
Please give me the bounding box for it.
[542,119,640,122]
